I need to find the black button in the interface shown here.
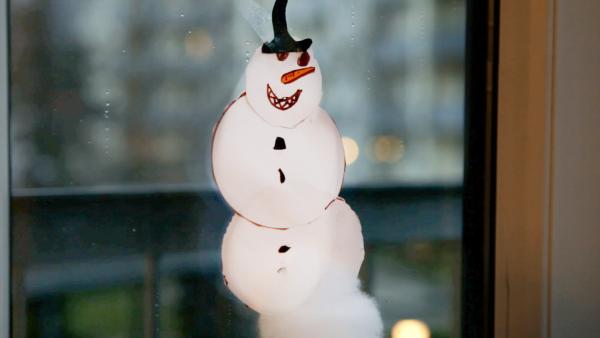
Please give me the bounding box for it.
[278,169,286,183]
[274,137,286,150]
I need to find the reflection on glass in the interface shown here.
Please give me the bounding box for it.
[10,0,466,337]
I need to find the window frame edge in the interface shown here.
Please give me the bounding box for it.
[0,0,10,336]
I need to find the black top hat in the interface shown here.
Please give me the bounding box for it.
[262,0,312,53]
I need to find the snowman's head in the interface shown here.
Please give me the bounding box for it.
[246,47,322,128]
[244,0,322,128]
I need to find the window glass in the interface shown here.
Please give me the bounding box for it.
[10,0,466,337]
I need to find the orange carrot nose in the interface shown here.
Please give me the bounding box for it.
[281,67,316,84]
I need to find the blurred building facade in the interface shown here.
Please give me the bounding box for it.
[10,0,465,189]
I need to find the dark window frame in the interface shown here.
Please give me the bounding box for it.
[461,0,498,337]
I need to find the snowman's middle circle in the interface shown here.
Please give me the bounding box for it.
[212,95,345,228]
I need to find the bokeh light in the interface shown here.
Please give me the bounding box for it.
[342,136,360,165]
[391,319,431,338]
[373,135,405,163]
[184,29,214,61]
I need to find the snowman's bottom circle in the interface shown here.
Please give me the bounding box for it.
[221,199,365,315]
[221,214,333,315]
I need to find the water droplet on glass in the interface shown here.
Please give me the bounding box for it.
[105,103,110,107]
[188,30,192,35]
[105,90,110,95]
[122,49,127,54]
[351,22,355,28]
[245,51,250,63]
[180,13,185,18]
[132,228,137,233]
[105,128,110,132]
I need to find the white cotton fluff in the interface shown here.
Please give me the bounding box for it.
[258,269,383,338]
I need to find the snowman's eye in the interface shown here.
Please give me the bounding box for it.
[276,52,289,61]
[297,51,310,66]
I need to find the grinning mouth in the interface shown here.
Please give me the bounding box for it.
[267,84,302,111]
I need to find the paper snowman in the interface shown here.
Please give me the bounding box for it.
[212,0,371,321]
